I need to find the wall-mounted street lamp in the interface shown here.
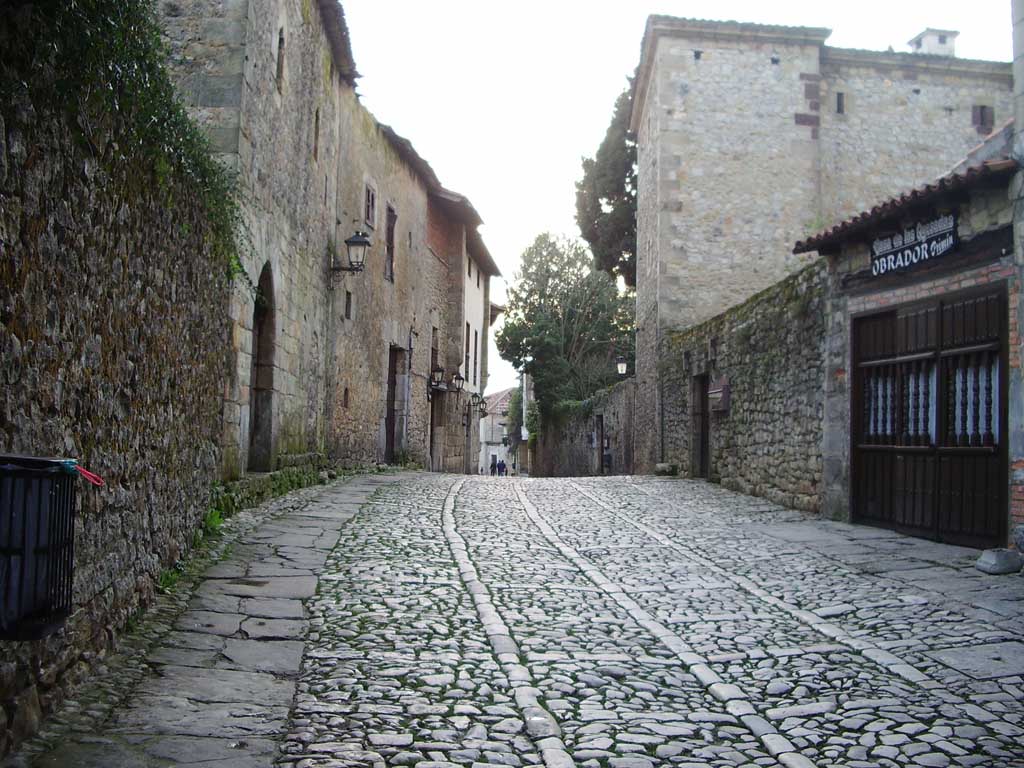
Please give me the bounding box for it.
[333,229,370,273]
[470,392,482,408]
[451,372,465,394]
[427,365,445,402]
[616,355,628,376]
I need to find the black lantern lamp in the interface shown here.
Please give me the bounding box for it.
[430,366,445,388]
[336,230,370,273]
[451,372,465,394]
[470,392,482,408]
[616,355,628,376]
[478,400,488,418]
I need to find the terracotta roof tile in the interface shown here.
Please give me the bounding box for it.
[793,159,1017,254]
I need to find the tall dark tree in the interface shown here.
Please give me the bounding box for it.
[576,84,637,287]
[496,234,634,421]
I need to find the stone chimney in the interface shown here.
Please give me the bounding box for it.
[907,28,958,56]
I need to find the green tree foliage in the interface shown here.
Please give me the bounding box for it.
[575,84,637,287]
[496,234,634,421]
[506,386,523,451]
[1,0,246,277]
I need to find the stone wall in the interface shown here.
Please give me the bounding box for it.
[819,49,1013,224]
[660,262,829,511]
[630,18,1013,474]
[161,0,489,475]
[0,35,229,755]
[535,379,636,478]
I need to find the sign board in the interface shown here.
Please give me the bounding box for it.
[870,214,957,278]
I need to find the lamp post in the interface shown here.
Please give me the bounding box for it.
[616,355,628,376]
[334,230,370,273]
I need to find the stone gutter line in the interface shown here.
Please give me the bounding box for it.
[515,483,818,768]
[439,478,575,768]
[572,479,1023,735]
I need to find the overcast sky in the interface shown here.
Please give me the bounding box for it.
[343,0,1014,394]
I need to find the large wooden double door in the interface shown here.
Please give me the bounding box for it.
[851,286,1008,549]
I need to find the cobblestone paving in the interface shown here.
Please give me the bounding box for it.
[280,475,1024,768]
[15,474,1024,767]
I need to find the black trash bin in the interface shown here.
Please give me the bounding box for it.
[0,455,78,640]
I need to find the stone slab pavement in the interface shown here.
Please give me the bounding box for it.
[10,474,1024,767]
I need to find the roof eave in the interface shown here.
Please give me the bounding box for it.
[793,159,1017,254]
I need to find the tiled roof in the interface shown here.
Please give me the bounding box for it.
[793,159,1017,254]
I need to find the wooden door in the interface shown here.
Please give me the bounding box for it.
[692,375,710,479]
[385,346,399,464]
[851,286,1007,548]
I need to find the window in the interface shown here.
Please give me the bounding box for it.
[313,108,319,160]
[276,28,285,92]
[476,268,480,289]
[468,258,472,278]
[693,50,702,61]
[344,290,352,320]
[770,55,780,65]
[385,206,396,282]
[464,322,470,376]
[938,34,947,44]
[473,330,478,386]
[364,185,376,228]
[343,387,349,408]
[836,92,845,114]
[972,105,995,134]
[431,327,439,373]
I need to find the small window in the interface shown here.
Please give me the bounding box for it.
[464,322,470,376]
[364,185,376,229]
[836,92,845,115]
[430,327,439,372]
[467,258,472,278]
[385,206,396,282]
[473,330,478,386]
[344,290,352,320]
[972,105,995,133]
[770,55,780,65]
[313,108,319,160]
[408,231,412,249]
[938,34,947,44]
[693,50,702,61]
[276,28,286,92]
[476,268,480,289]
[343,387,349,408]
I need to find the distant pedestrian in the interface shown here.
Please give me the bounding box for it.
[490,459,497,476]
[498,459,506,476]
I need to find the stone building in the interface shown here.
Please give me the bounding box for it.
[603,5,1024,547]
[630,16,1014,472]
[159,0,498,476]
[479,387,515,474]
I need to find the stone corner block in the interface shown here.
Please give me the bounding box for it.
[975,548,1023,575]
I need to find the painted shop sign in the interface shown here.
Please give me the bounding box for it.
[870,214,957,277]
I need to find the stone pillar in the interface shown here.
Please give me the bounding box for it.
[1010,0,1024,542]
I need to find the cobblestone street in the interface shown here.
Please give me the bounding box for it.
[21,474,1024,768]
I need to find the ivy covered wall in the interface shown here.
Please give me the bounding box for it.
[0,1,235,754]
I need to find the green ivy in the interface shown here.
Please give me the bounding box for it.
[1,0,247,278]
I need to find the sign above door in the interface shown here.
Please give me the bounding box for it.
[870,213,957,278]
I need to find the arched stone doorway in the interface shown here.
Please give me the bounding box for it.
[248,263,275,472]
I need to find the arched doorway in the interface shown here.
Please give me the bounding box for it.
[248,263,275,472]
